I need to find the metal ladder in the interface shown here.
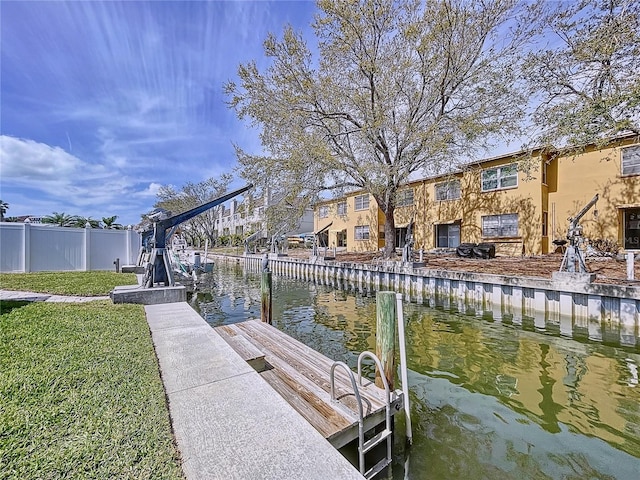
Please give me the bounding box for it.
[330,351,393,479]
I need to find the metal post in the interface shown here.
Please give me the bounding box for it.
[261,255,272,324]
[376,291,396,389]
[396,293,413,445]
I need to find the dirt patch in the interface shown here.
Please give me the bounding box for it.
[284,249,640,286]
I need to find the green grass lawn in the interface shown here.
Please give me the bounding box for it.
[0,300,184,479]
[0,271,137,296]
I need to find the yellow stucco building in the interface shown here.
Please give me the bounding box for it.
[314,135,640,256]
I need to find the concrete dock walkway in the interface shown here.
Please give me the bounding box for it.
[145,302,365,480]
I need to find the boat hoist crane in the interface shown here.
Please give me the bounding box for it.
[140,184,252,288]
[559,193,598,274]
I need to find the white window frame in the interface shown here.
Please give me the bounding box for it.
[318,205,329,218]
[337,201,347,216]
[482,213,519,238]
[396,189,415,207]
[354,225,370,240]
[354,194,370,211]
[622,145,640,176]
[435,180,461,201]
[481,163,518,192]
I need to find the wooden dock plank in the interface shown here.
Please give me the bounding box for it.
[260,368,350,438]
[215,324,266,372]
[235,320,387,407]
[236,325,368,412]
[214,319,400,449]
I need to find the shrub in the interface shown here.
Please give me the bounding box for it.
[587,238,619,256]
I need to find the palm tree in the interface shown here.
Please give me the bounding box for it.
[102,215,123,229]
[74,216,100,228]
[0,200,8,222]
[41,212,78,227]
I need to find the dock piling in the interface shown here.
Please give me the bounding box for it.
[376,291,396,390]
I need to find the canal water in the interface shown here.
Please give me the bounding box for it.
[190,263,640,479]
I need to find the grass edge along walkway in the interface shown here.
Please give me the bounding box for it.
[0,300,184,480]
[0,271,137,297]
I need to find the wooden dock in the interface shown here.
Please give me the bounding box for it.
[215,320,403,449]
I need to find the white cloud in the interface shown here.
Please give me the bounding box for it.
[0,135,82,180]
[136,182,163,198]
[0,135,158,224]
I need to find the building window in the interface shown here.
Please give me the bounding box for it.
[435,180,461,201]
[337,201,347,216]
[354,225,370,240]
[396,189,415,207]
[542,211,548,237]
[481,164,518,192]
[623,208,640,250]
[436,223,460,248]
[622,145,640,176]
[542,162,548,185]
[354,194,370,211]
[318,205,329,218]
[482,214,519,237]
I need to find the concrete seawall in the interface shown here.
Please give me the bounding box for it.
[214,254,640,349]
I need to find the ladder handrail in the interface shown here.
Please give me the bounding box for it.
[329,361,365,424]
[357,351,392,476]
[329,361,366,475]
[331,352,394,479]
[356,351,391,405]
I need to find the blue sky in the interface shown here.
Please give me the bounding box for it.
[1,0,317,226]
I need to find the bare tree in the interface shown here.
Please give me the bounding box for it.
[226,0,533,257]
[524,0,640,155]
[153,175,232,247]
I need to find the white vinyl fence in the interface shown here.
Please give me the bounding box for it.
[0,223,141,273]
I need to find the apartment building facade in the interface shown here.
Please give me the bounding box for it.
[314,135,640,256]
[213,191,314,242]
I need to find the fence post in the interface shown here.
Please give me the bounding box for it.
[23,222,31,273]
[84,225,91,271]
[126,226,132,265]
[376,291,396,389]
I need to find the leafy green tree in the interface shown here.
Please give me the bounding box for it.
[74,216,100,228]
[41,212,79,227]
[226,0,533,257]
[524,0,640,155]
[153,175,232,247]
[0,200,8,222]
[102,215,123,229]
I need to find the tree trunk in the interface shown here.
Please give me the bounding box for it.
[382,204,396,258]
